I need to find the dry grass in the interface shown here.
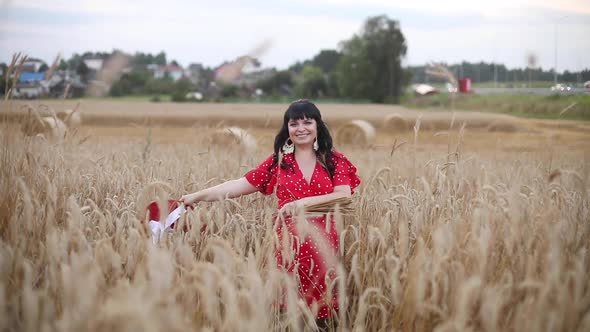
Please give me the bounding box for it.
[210,127,258,151]
[0,102,589,331]
[0,100,540,132]
[56,102,82,129]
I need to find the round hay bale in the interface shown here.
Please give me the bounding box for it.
[383,113,408,132]
[336,120,376,146]
[486,119,520,133]
[210,126,257,150]
[57,109,82,128]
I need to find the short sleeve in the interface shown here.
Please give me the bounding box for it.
[244,154,277,195]
[332,151,361,194]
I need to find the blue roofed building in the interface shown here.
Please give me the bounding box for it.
[14,72,47,98]
[18,72,45,82]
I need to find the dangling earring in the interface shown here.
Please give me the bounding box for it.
[313,138,319,151]
[282,138,294,154]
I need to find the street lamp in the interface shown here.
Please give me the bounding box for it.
[554,15,568,84]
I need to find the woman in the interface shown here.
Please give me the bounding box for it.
[180,99,360,324]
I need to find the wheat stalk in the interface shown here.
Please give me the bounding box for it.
[304,197,354,215]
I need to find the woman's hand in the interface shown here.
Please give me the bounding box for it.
[179,192,200,207]
[279,200,305,217]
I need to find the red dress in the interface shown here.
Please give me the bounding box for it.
[245,150,360,319]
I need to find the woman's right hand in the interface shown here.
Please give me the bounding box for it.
[179,192,200,207]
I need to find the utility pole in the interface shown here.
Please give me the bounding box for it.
[554,16,568,85]
[493,63,498,88]
[554,22,558,84]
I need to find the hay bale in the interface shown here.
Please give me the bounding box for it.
[486,119,520,133]
[383,113,408,132]
[336,119,376,146]
[210,126,257,150]
[57,109,82,128]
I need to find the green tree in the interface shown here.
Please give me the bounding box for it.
[154,51,167,65]
[312,49,341,73]
[337,15,407,103]
[144,77,174,95]
[336,36,372,99]
[0,63,7,95]
[76,61,90,83]
[256,70,294,96]
[296,65,327,98]
[59,59,68,70]
[220,83,238,98]
[171,78,194,102]
[110,68,152,96]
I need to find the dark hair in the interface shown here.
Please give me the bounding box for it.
[270,99,336,178]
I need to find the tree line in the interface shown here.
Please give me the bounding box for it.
[2,14,588,103]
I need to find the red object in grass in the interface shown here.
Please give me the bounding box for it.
[146,200,179,225]
[145,199,189,231]
[145,199,205,233]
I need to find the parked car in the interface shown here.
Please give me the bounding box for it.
[412,84,438,96]
[550,84,574,92]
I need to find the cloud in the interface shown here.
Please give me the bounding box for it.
[0,2,360,68]
[1,0,588,71]
[293,0,590,16]
[6,0,137,15]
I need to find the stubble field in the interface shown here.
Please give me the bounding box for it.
[1,100,589,331]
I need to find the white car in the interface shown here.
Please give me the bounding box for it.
[551,84,573,92]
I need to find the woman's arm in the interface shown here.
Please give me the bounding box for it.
[280,184,351,215]
[180,177,258,206]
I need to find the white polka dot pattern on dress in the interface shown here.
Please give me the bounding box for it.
[244,151,360,319]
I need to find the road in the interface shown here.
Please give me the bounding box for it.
[472,87,590,95]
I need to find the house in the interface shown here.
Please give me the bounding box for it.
[49,75,86,98]
[83,58,104,71]
[235,67,274,86]
[13,72,46,98]
[154,65,185,81]
[22,58,46,72]
[13,70,83,99]
[19,72,45,82]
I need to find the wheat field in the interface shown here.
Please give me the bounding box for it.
[1,100,589,331]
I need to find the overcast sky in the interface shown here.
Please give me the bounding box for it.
[1,0,589,72]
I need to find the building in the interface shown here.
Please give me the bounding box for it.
[154,65,185,81]
[13,72,46,98]
[235,68,274,86]
[83,58,104,71]
[22,58,46,73]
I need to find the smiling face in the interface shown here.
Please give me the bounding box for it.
[288,117,317,148]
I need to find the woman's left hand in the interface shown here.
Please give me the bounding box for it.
[279,200,304,217]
